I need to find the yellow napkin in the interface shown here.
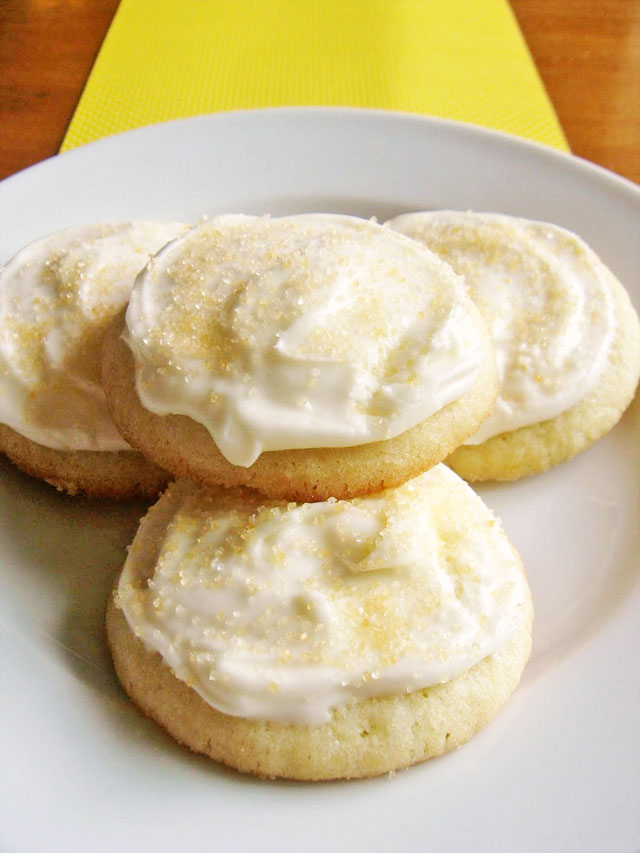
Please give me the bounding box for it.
[61,0,567,152]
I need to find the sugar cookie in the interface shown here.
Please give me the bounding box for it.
[107,466,532,780]
[388,211,640,480]
[0,222,187,497]
[102,214,498,500]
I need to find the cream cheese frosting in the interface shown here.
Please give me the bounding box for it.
[116,465,528,725]
[122,214,487,467]
[0,221,188,451]
[387,211,616,444]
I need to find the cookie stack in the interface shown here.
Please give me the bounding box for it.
[101,212,532,780]
[2,212,638,780]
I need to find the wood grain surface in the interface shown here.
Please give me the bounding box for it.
[0,0,638,182]
[510,0,640,183]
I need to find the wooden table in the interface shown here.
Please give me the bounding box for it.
[0,0,638,183]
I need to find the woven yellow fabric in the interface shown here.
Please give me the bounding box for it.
[61,0,567,151]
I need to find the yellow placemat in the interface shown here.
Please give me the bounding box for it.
[61,0,567,152]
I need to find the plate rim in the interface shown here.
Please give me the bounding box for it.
[3,106,639,199]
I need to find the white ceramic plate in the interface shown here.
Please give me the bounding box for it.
[1,109,638,853]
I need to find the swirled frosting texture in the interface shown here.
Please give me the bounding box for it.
[123,214,486,466]
[387,211,616,444]
[116,465,528,724]
[0,222,188,450]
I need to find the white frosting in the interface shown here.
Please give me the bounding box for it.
[387,211,616,443]
[123,214,486,467]
[117,465,528,724]
[0,222,188,451]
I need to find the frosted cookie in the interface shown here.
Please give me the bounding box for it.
[102,214,498,501]
[388,211,640,481]
[107,466,533,780]
[0,222,188,497]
